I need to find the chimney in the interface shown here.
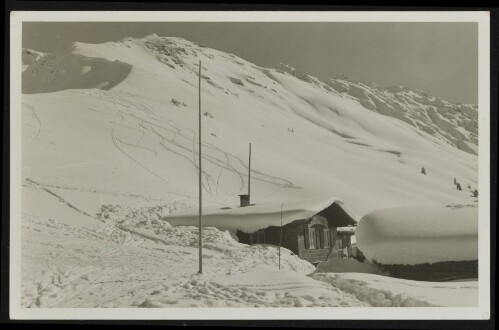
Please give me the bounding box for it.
[239,194,250,207]
[238,143,252,207]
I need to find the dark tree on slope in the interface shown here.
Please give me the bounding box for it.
[421,167,426,175]
[456,183,462,191]
[473,189,478,198]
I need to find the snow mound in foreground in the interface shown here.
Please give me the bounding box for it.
[137,265,363,308]
[356,205,478,265]
[315,258,387,275]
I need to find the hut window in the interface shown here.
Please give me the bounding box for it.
[306,225,332,249]
[323,229,330,248]
[309,229,316,249]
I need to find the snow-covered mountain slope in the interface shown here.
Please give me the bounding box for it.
[23,40,478,155]
[21,34,478,219]
[324,73,478,155]
[274,62,478,155]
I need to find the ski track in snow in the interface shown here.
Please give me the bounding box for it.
[25,178,97,219]
[215,152,230,197]
[22,102,41,140]
[90,90,297,199]
[111,120,171,185]
[22,178,166,203]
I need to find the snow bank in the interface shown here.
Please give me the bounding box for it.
[206,266,353,307]
[356,205,478,265]
[165,197,357,234]
[312,272,478,307]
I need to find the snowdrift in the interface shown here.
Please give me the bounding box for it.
[22,50,132,94]
[355,205,478,265]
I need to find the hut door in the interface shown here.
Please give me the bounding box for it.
[315,227,324,249]
[308,215,329,249]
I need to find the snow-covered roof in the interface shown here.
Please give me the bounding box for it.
[337,226,356,234]
[164,196,357,234]
[356,205,478,265]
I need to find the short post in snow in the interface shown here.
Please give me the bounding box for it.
[248,142,251,197]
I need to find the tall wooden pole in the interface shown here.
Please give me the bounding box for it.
[198,60,203,274]
[248,143,252,197]
[279,203,283,270]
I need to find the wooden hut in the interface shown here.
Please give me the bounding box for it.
[166,196,358,265]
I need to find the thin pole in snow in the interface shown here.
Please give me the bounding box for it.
[279,202,283,270]
[198,60,203,275]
